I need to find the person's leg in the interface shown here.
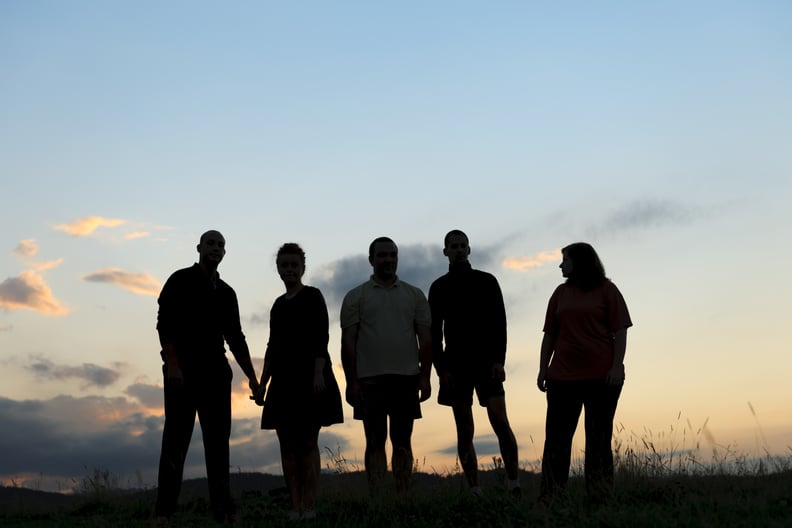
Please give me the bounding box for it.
[583,381,622,503]
[539,380,584,500]
[299,425,321,514]
[155,377,196,518]
[362,414,388,496]
[389,414,415,499]
[276,427,302,515]
[452,405,479,489]
[196,369,233,522]
[486,395,520,486]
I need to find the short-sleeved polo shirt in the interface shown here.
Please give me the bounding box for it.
[340,277,431,379]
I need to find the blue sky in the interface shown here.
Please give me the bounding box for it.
[1,1,791,492]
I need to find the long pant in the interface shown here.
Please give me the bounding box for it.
[540,379,622,501]
[155,363,233,521]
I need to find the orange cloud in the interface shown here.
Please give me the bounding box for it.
[82,268,161,296]
[0,270,69,315]
[502,249,561,271]
[54,216,125,237]
[125,231,151,240]
[13,239,38,258]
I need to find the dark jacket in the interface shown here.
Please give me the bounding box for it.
[428,261,507,373]
[157,263,249,376]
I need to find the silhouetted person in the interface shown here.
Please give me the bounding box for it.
[253,243,343,521]
[340,237,432,498]
[537,242,632,505]
[428,229,521,497]
[155,230,259,524]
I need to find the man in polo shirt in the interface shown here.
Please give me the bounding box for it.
[340,236,432,498]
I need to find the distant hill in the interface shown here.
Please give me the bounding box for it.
[0,471,286,515]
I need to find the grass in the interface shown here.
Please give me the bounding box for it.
[1,421,791,528]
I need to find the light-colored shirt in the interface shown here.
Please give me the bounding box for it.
[340,277,431,378]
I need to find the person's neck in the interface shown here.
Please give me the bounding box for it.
[198,261,219,282]
[284,282,304,299]
[372,274,396,287]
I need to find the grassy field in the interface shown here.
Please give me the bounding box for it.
[2,433,791,528]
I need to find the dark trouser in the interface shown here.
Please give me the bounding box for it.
[540,379,622,501]
[155,364,233,521]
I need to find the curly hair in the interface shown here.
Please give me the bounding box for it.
[276,242,305,266]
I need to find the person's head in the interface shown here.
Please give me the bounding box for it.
[443,229,470,264]
[368,236,398,282]
[276,243,306,288]
[197,230,226,269]
[560,242,607,289]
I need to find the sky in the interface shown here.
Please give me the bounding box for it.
[1,1,791,493]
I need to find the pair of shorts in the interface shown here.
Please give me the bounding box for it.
[353,374,422,421]
[438,368,505,407]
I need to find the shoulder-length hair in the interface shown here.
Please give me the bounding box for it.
[563,242,608,290]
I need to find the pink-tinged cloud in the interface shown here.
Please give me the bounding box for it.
[82,268,161,296]
[53,216,125,236]
[125,231,151,240]
[13,239,38,258]
[502,249,561,271]
[0,271,69,315]
[30,257,64,272]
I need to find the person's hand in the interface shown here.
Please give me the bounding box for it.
[250,378,266,406]
[345,379,361,407]
[313,369,326,393]
[248,378,260,398]
[536,367,547,392]
[606,363,625,386]
[166,361,184,386]
[418,375,431,402]
[491,363,506,382]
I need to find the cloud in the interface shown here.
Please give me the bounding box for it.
[596,199,694,235]
[125,383,163,410]
[54,216,126,237]
[26,356,121,388]
[311,244,447,311]
[13,239,38,258]
[82,268,161,296]
[502,249,561,272]
[0,392,352,491]
[0,270,69,315]
[125,231,151,240]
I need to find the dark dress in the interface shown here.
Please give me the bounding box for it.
[260,286,344,430]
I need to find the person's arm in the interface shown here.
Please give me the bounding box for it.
[223,288,259,395]
[415,322,433,402]
[157,275,183,384]
[490,276,508,381]
[427,282,446,378]
[341,324,360,406]
[537,333,556,392]
[606,328,628,385]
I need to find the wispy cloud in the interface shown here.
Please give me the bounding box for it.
[502,249,561,272]
[82,268,161,296]
[54,216,126,237]
[0,271,69,315]
[595,199,694,235]
[13,239,38,258]
[26,356,120,389]
[125,231,151,240]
